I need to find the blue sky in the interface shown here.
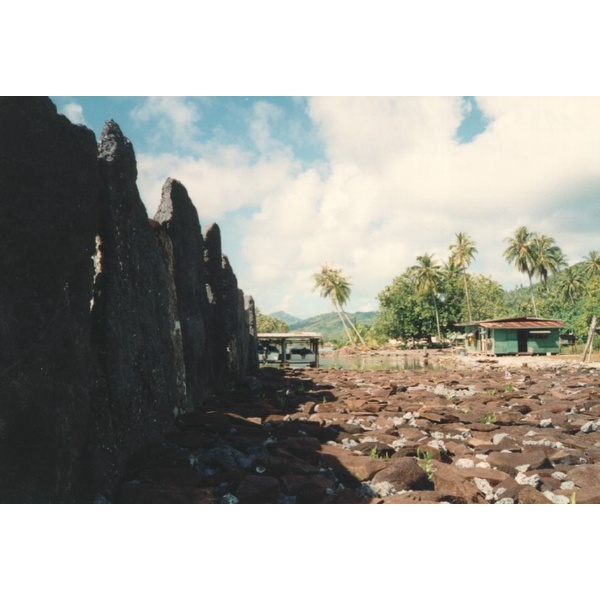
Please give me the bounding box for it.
[51,96,600,318]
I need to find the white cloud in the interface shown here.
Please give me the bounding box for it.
[131,96,203,152]
[137,146,299,223]
[134,97,600,319]
[61,102,86,125]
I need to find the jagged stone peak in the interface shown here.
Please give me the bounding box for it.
[155,177,199,226]
[162,177,188,199]
[204,223,222,260]
[97,119,136,169]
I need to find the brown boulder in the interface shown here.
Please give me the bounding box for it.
[487,450,551,476]
[568,464,600,488]
[371,457,431,490]
[496,482,552,504]
[318,444,389,482]
[380,491,453,504]
[432,464,487,503]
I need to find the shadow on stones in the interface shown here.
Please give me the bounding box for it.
[115,367,395,504]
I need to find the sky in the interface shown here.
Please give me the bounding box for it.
[50,96,600,319]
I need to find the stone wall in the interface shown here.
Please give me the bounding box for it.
[0,98,258,502]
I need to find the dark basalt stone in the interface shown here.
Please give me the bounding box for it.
[0,97,100,503]
[154,178,212,407]
[89,121,190,496]
[0,99,258,503]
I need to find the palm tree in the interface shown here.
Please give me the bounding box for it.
[412,253,442,342]
[441,255,462,281]
[583,250,600,279]
[556,266,586,304]
[504,226,539,317]
[312,264,366,346]
[449,232,477,322]
[533,234,567,288]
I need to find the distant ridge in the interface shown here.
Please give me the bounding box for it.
[270,311,302,326]
[286,311,378,341]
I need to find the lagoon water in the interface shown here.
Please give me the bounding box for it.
[319,353,440,371]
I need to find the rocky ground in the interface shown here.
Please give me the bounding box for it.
[115,351,600,504]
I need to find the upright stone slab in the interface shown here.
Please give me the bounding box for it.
[244,295,260,375]
[152,223,188,407]
[222,255,242,381]
[154,178,211,407]
[90,120,189,497]
[204,224,258,389]
[0,97,100,502]
[204,223,228,391]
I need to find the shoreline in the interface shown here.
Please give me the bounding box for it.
[324,346,600,371]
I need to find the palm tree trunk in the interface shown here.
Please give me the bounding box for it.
[462,272,473,322]
[432,293,442,342]
[333,300,355,346]
[527,272,538,317]
[341,309,367,346]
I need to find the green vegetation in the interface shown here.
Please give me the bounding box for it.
[269,311,301,326]
[373,227,600,350]
[503,226,566,317]
[368,446,381,459]
[279,230,599,351]
[276,390,286,408]
[481,412,498,424]
[256,308,289,333]
[416,449,434,481]
[284,310,377,343]
[375,258,505,344]
[450,232,477,322]
[411,253,443,342]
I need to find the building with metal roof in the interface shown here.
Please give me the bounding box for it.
[456,317,566,356]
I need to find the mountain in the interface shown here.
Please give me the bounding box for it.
[270,311,302,326]
[289,311,378,341]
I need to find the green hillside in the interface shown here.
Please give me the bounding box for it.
[270,311,302,326]
[288,311,378,342]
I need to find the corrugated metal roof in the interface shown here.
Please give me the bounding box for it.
[458,317,566,329]
[257,332,322,339]
[482,319,565,329]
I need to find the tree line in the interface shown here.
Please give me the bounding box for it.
[375,228,600,345]
[259,228,600,348]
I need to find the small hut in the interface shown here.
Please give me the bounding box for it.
[257,332,322,367]
[458,317,566,356]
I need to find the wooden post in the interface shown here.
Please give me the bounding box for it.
[582,316,597,363]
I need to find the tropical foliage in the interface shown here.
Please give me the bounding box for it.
[374,228,600,347]
[375,261,500,343]
[256,309,289,333]
[503,226,566,316]
[449,232,477,321]
[305,228,599,350]
[411,253,443,341]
